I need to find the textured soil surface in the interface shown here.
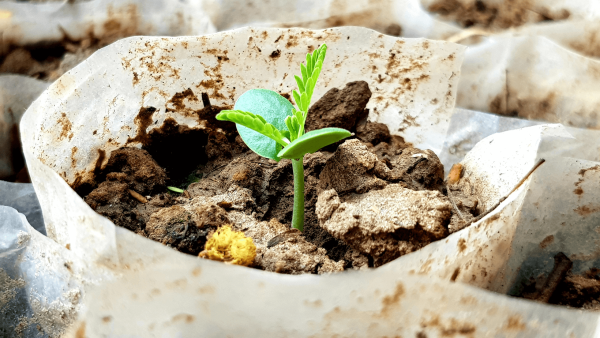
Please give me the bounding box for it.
[81,81,478,274]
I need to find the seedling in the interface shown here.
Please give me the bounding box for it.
[216,44,351,231]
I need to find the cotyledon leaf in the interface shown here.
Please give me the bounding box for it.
[277,128,352,159]
[230,89,294,161]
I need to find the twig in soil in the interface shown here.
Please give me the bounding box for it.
[267,229,300,248]
[248,161,276,167]
[535,252,573,303]
[202,92,211,108]
[405,157,427,174]
[471,158,545,224]
[128,189,148,203]
[206,163,229,176]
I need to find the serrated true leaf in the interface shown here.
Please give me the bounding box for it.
[229,89,294,161]
[277,128,352,159]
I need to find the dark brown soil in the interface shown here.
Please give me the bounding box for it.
[80,81,478,273]
[552,272,600,310]
[305,81,371,132]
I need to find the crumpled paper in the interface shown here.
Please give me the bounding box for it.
[15,26,600,336]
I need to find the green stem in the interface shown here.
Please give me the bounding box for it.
[291,158,305,231]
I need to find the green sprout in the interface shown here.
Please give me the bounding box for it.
[168,186,184,193]
[216,44,351,231]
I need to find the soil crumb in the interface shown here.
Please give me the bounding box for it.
[305,80,371,132]
[81,81,478,274]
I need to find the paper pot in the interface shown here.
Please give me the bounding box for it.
[19,27,600,336]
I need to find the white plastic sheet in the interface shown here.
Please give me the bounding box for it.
[68,250,599,337]
[17,26,600,336]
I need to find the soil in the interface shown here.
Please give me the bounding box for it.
[80,81,479,274]
[426,0,571,30]
[519,253,600,310]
